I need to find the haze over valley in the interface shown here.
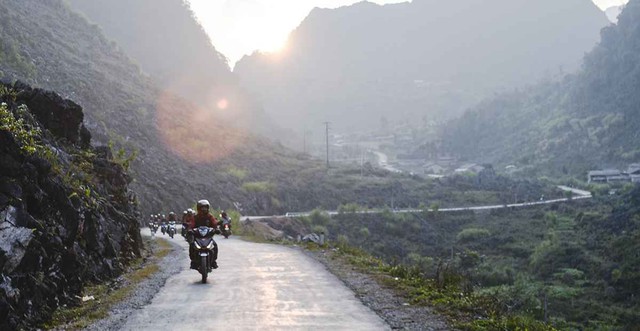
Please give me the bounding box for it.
[1,0,639,330]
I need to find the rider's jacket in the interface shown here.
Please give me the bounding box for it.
[189,213,218,229]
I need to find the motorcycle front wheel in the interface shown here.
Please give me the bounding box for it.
[200,255,208,283]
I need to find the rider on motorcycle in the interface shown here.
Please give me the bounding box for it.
[160,214,168,234]
[220,211,231,226]
[181,210,189,234]
[167,212,177,235]
[168,212,177,222]
[188,200,219,269]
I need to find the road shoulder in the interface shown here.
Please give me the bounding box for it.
[70,234,185,331]
[301,247,453,331]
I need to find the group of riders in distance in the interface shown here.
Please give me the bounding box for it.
[147,200,233,283]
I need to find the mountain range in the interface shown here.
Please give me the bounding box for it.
[235,0,609,132]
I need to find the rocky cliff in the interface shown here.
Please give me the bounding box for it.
[0,82,141,330]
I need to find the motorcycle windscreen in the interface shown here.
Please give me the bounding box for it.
[196,238,213,248]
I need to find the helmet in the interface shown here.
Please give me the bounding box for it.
[169,212,175,216]
[187,208,195,215]
[197,200,210,212]
[162,214,166,218]
[183,210,188,215]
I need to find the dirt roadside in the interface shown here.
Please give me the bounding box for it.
[302,247,454,331]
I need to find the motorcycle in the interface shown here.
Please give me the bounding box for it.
[167,221,176,239]
[160,224,167,235]
[221,222,232,239]
[181,223,188,238]
[150,223,158,235]
[190,226,217,283]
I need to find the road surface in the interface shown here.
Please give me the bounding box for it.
[372,151,402,173]
[121,231,389,330]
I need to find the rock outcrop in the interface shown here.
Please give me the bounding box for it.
[0,82,141,330]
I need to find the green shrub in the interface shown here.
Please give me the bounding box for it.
[226,166,247,181]
[0,103,44,155]
[457,228,491,242]
[338,203,361,214]
[241,181,274,193]
[336,234,349,247]
[308,209,331,226]
[358,226,370,238]
[312,225,328,235]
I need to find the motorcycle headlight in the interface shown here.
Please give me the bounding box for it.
[194,241,202,249]
[206,241,214,249]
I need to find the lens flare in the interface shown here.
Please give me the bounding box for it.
[217,99,229,110]
[155,91,247,164]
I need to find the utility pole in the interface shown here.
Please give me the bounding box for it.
[360,147,364,178]
[324,122,330,169]
[303,131,307,154]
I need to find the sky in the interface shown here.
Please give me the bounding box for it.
[186,0,629,67]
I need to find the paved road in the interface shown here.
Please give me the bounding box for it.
[121,231,389,330]
[372,151,402,173]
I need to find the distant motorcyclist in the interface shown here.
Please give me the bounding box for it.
[188,200,219,269]
[160,214,168,235]
[181,210,189,237]
[220,211,231,226]
[167,212,177,238]
[184,209,195,231]
[219,210,232,238]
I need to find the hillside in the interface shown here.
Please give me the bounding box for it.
[67,0,233,88]
[320,190,640,328]
[66,0,273,135]
[235,0,609,132]
[0,0,317,216]
[0,82,142,330]
[443,0,640,176]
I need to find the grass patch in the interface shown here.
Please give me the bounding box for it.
[43,238,172,330]
[323,243,557,331]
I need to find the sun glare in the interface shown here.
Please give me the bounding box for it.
[217,98,229,110]
[155,88,248,164]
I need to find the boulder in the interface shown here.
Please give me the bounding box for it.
[15,84,85,145]
[0,207,34,274]
[302,233,321,244]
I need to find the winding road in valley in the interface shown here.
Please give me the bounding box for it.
[246,186,593,220]
[120,230,389,330]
